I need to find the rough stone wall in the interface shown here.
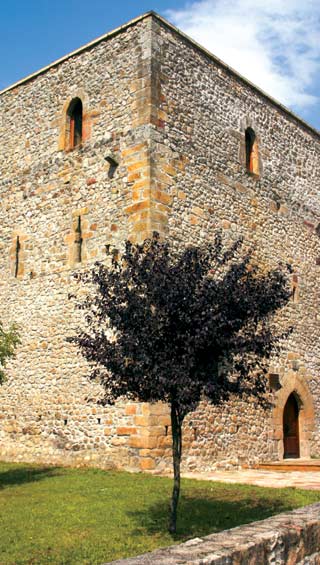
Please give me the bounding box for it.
[110,503,320,564]
[0,12,319,473]
[0,16,170,472]
[147,18,320,470]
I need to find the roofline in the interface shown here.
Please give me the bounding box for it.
[152,13,320,140]
[1,10,319,140]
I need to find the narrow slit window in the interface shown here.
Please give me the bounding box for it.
[292,274,299,303]
[15,236,21,278]
[68,98,83,149]
[245,127,259,175]
[74,216,83,263]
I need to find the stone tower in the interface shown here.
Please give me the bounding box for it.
[0,12,319,471]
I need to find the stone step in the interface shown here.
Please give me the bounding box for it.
[256,460,320,472]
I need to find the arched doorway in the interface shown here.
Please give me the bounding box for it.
[271,373,315,460]
[283,393,300,458]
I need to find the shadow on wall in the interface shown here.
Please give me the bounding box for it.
[0,465,59,490]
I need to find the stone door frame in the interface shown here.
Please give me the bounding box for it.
[271,373,315,460]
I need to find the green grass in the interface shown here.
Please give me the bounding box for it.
[0,462,319,564]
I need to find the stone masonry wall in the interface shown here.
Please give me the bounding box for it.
[146,17,320,471]
[0,15,170,472]
[0,12,319,473]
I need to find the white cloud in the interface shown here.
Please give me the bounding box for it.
[167,0,320,111]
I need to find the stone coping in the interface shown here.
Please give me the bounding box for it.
[109,503,320,564]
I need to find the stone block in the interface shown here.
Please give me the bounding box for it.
[125,405,137,416]
[116,427,137,436]
[134,416,150,427]
[129,436,158,449]
[139,457,156,470]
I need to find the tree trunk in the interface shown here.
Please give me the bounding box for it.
[169,401,182,534]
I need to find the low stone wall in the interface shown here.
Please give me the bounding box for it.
[109,503,320,564]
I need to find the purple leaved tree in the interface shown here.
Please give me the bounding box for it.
[69,232,291,534]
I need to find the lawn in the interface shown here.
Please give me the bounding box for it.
[0,462,319,564]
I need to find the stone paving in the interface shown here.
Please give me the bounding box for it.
[181,468,320,490]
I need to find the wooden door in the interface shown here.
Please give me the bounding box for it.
[283,393,300,458]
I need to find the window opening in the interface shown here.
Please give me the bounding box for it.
[68,98,83,149]
[292,274,299,303]
[105,155,119,179]
[269,373,281,391]
[15,236,21,278]
[74,216,83,263]
[245,127,258,174]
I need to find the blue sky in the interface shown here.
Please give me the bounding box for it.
[0,1,182,89]
[1,0,319,131]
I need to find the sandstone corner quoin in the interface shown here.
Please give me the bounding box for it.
[0,12,319,472]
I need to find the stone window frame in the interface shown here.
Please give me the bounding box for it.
[66,207,92,267]
[67,98,83,149]
[58,91,91,152]
[239,117,262,178]
[245,127,259,175]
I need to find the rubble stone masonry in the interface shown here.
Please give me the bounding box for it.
[0,12,319,472]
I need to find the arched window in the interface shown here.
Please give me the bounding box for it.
[67,98,83,149]
[245,127,259,175]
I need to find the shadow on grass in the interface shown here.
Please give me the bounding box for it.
[0,466,59,489]
[129,495,293,540]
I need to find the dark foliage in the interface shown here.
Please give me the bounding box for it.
[69,232,291,532]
